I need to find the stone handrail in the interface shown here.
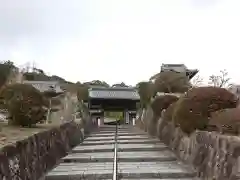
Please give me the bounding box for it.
[136,107,240,180]
[0,119,93,180]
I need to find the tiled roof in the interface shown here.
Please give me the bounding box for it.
[89,87,140,100]
[23,81,64,93]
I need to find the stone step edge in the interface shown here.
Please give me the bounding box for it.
[71,147,169,153]
[84,137,157,141]
[89,133,148,137]
[62,156,177,163]
[45,172,197,180]
[81,141,160,145]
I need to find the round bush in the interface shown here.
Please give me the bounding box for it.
[151,95,179,117]
[162,102,177,122]
[148,95,178,136]
[0,83,47,127]
[173,87,238,134]
[208,108,240,135]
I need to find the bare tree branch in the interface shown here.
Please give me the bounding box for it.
[208,69,231,88]
[191,75,203,87]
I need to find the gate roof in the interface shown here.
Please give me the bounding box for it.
[88,87,140,100]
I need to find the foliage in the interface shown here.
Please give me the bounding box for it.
[23,71,67,83]
[137,81,154,108]
[77,84,89,101]
[51,75,66,82]
[0,83,48,127]
[148,95,178,136]
[151,95,179,117]
[84,80,110,87]
[23,72,50,81]
[173,86,238,134]
[105,111,123,120]
[162,102,177,122]
[0,60,16,89]
[154,71,190,93]
[208,69,231,88]
[112,82,129,87]
[208,108,240,134]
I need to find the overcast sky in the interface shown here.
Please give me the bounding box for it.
[0,0,240,85]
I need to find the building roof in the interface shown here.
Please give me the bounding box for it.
[22,80,64,93]
[161,63,187,73]
[149,63,198,80]
[89,87,140,100]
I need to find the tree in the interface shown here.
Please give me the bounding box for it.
[191,75,203,87]
[137,81,154,108]
[208,69,231,88]
[0,60,16,89]
[77,84,89,101]
[0,83,47,127]
[112,82,129,87]
[84,80,110,87]
[154,71,190,93]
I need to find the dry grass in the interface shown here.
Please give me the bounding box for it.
[0,122,60,148]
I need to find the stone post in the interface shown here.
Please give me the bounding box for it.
[124,110,130,124]
[97,117,101,127]
[132,118,136,126]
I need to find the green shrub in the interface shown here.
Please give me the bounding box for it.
[0,83,47,127]
[208,108,240,135]
[154,71,190,93]
[173,87,238,134]
[137,81,154,108]
[162,102,177,122]
[148,95,178,136]
[0,61,16,89]
[77,84,89,101]
[151,95,179,117]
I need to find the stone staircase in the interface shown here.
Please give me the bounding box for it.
[44,125,198,180]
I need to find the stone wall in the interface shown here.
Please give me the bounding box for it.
[0,120,93,180]
[137,107,240,180]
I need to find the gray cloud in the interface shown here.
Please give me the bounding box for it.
[0,0,91,63]
[0,0,87,45]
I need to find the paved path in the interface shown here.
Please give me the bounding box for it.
[44,125,198,180]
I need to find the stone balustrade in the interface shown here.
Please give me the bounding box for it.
[137,107,240,180]
[0,119,93,180]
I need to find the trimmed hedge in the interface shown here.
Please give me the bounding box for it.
[151,95,179,117]
[154,71,190,93]
[173,87,238,134]
[162,102,177,122]
[0,83,47,127]
[147,95,178,136]
[209,108,240,135]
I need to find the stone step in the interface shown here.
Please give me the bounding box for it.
[117,161,196,179]
[45,161,196,180]
[117,178,200,180]
[72,143,167,153]
[63,150,177,163]
[117,135,151,139]
[84,135,152,141]
[85,136,115,141]
[45,162,113,180]
[72,144,114,153]
[62,152,114,163]
[81,138,160,145]
[118,143,168,152]
[89,132,147,137]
